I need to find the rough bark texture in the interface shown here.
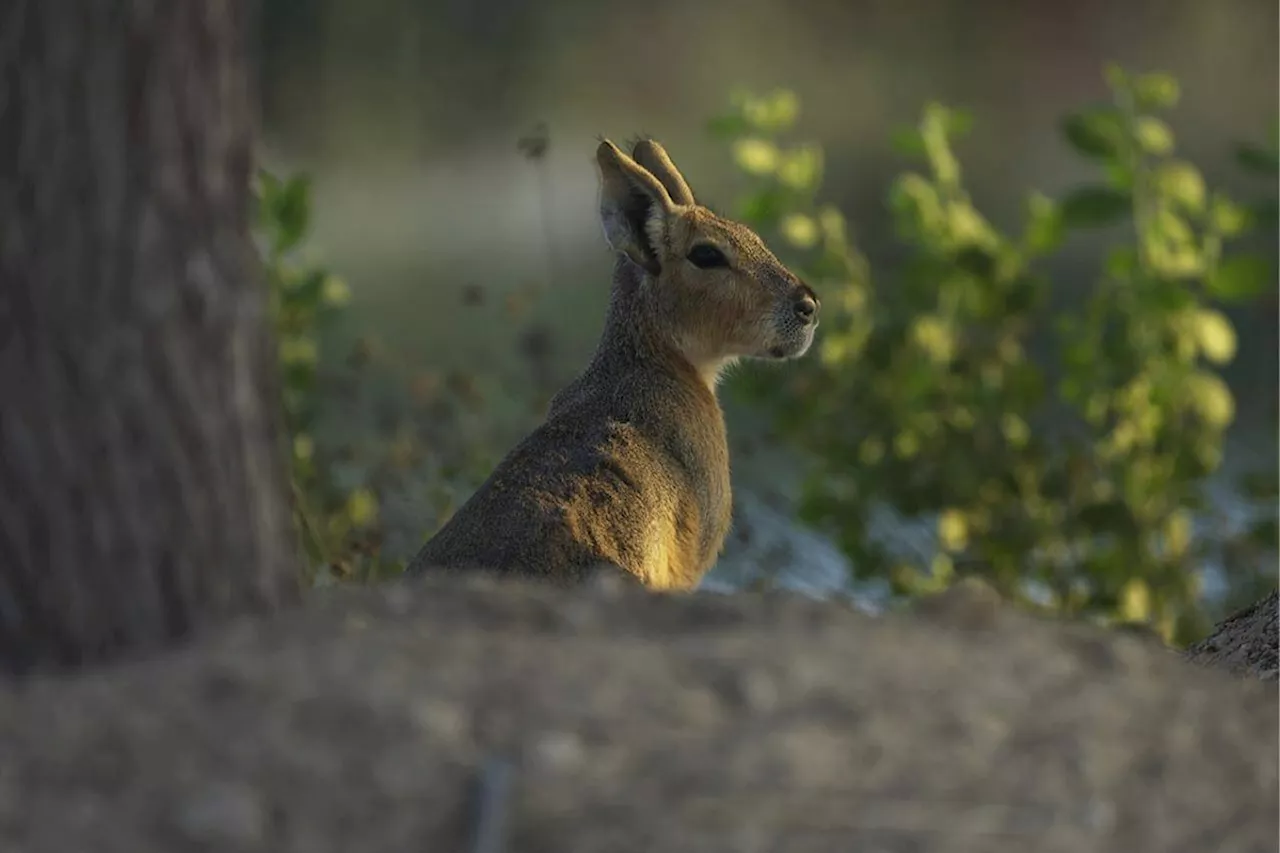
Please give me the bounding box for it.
[1184,590,1278,681]
[0,574,1273,853]
[0,0,299,673]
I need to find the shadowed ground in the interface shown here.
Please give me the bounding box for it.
[0,575,1274,853]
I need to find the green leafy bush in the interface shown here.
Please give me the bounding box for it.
[711,66,1278,643]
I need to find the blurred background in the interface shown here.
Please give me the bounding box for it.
[253,0,1279,638]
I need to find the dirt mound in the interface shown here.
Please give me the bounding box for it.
[0,575,1275,853]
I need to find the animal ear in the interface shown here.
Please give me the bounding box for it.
[631,139,696,207]
[596,139,675,275]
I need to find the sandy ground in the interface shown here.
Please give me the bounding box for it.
[0,574,1275,853]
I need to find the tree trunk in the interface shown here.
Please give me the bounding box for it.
[0,0,300,674]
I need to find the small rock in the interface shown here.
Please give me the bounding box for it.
[411,698,468,742]
[381,583,415,615]
[169,782,267,846]
[912,576,1004,630]
[530,730,585,772]
[715,669,780,714]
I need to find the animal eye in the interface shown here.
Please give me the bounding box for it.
[687,244,729,269]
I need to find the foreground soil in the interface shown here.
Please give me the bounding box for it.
[0,575,1275,853]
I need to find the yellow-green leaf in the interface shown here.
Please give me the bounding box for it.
[1185,372,1235,428]
[780,214,819,249]
[777,146,823,191]
[911,316,956,363]
[293,434,314,461]
[1132,73,1181,110]
[1134,117,1174,155]
[858,437,885,465]
[1190,308,1237,365]
[1209,197,1249,237]
[731,138,779,175]
[1153,161,1205,213]
[930,554,955,586]
[323,275,351,306]
[1164,511,1193,558]
[1119,578,1152,622]
[1001,413,1030,448]
[346,488,379,527]
[937,509,969,552]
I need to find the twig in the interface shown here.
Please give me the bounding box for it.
[469,756,515,853]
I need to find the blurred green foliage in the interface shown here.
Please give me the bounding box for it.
[711,66,1278,643]
[254,170,394,583]
[253,170,556,585]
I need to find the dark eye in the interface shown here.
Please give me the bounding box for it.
[687,244,729,269]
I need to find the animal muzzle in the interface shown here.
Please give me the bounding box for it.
[791,284,819,328]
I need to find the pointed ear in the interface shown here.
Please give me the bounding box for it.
[596,139,675,275]
[631,139,696,206]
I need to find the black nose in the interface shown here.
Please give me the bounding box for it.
[793,288,819,324]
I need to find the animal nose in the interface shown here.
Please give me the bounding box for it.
[793,288,819,325]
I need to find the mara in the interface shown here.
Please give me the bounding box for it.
[407,138,819,590]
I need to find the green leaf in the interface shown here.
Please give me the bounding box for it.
[291,269,328,305]
[1206,255,1271,301]
[944,108,975,140]
[1209,196,1251,237]
[731,138,780,175]
[323,275,352,306]
[1060,186,1131,228]
[1132,73,1181,111]
[1023,192,1064,255]
[1250,199,1279,230]
[736,188,787,226]
[1076,500,1139,536]
[257,169,281,201]
[890,127,926,157]
[706,114,750,139]
[776,145,823,191]
[953,245,998,278]
[1105,247,1138,279]
[920,103,961,187]
[1001,275,1043,315]
[1103,160,1135,191]
[271,176,312,253]
[741,89,800,132]
[1104,64,1130,93]
[1150,207,1195,249]
[1134,117,1175,155]
[1061,110,1125,160]
[1234,142,1279,175]
[1152,161,1206,213]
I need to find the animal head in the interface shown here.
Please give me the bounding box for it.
[595,138,819,381]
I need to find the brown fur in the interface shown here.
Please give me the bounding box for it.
[406,139,819,589]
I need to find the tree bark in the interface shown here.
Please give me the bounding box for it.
[1184,590,1279,681]
[0,0,300,674]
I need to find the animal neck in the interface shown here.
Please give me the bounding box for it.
[596,257,727,393]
